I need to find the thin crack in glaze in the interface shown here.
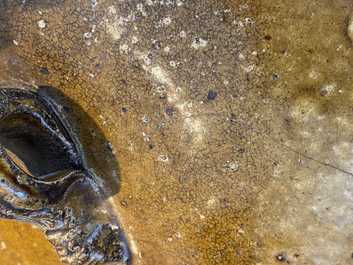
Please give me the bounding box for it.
[0,87,129,265]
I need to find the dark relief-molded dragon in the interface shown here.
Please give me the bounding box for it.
[0,87,129,265]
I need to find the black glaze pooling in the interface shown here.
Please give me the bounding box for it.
[0,87,129,265]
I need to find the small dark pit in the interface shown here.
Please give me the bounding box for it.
[229,113,236,123]
[120,200,128,207]
[165,106,175,116]
[320,87,328,97]
[207,90,218,101]
[39,67,49,75]
[264,34,272,41]
[152,40,161,50]
[272,73,279,80]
